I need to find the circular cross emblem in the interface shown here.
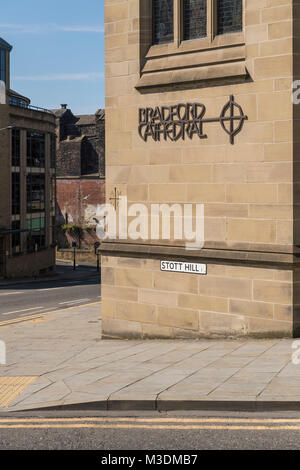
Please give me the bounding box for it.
[220,95,248,145]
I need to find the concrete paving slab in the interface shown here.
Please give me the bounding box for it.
[12,380,71,407]
[0,302,299,412]
[208,383,267,394]
[63,370,115,389]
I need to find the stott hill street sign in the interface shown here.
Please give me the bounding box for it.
[161,261,207,275]
[138,95,248,145]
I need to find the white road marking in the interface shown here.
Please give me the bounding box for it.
[36,287,67,292]
[0,292,24,296]
[59,298,90,305]
[2,307,44,316]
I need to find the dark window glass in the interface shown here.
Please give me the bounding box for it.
[50,134,56,169]
[153,0,174,45]
[27,174,45,213]
[12,129,20,167]
[12,172,20,216]
[0,50,6,83]
[183,0,207,40]
[50,177,56,213]
[11,221,21,255]
[27,132,45,168]
[217,0,242,35]
[26,217,45,231]
[9,96,28,108]
[51,214,56,246]
[26,221,45,252]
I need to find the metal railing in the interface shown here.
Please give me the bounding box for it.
[9,100,54,115]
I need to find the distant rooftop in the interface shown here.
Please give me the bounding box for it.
[52,108,69,117]
[96,109,105,120]
[51,105,105,122]
[76,115,95,126]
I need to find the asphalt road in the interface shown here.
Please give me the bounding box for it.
[1,412,300,450]
[0,275,101,322]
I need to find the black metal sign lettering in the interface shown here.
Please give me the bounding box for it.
[138,95,247,145]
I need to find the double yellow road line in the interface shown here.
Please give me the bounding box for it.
[1,417,300,430]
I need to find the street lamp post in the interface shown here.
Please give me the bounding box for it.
[94,242,100,273]
[72,242,77,271]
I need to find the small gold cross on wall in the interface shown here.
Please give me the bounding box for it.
[109,187,121,209]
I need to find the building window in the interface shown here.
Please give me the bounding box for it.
[11,221,21,255]
[153,0,174,45]
[51,215,56,246]
[50,134,56,169]
[12,173,20,216]
[151,1,243,45]
[139,1,245,91]
[50,177,56,215]
[9,96,28,108]
[217,0,243,35]
[26,217,45,252]
[0,50,6,83]
[51,178,56,211]
[183,0,207,40]
[27,174,45,213]
[12,129,20,167]
[27,132,45,168]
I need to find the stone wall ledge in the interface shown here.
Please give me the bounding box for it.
[100,241,300,268]
[136,62,248,91]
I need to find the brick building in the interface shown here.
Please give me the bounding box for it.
[54,105,105,230]
[0,37,56,278]
[102,0,300,339]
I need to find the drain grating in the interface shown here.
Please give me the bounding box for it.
[0,377,37,407]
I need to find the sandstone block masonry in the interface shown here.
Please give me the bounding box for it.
[101,256,296,339]
[102,0,300,339]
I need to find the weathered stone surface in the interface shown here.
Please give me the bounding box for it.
[102,0,298,339]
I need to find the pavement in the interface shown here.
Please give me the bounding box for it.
[0,302,300,413]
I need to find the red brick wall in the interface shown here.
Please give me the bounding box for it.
[56,178,105,226]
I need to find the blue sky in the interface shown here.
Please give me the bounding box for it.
[1,0,105,114]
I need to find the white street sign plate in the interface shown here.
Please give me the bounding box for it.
[160,260,207,275]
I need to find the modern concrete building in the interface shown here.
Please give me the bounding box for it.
[0,37,56,278]
[102,1,300,339]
